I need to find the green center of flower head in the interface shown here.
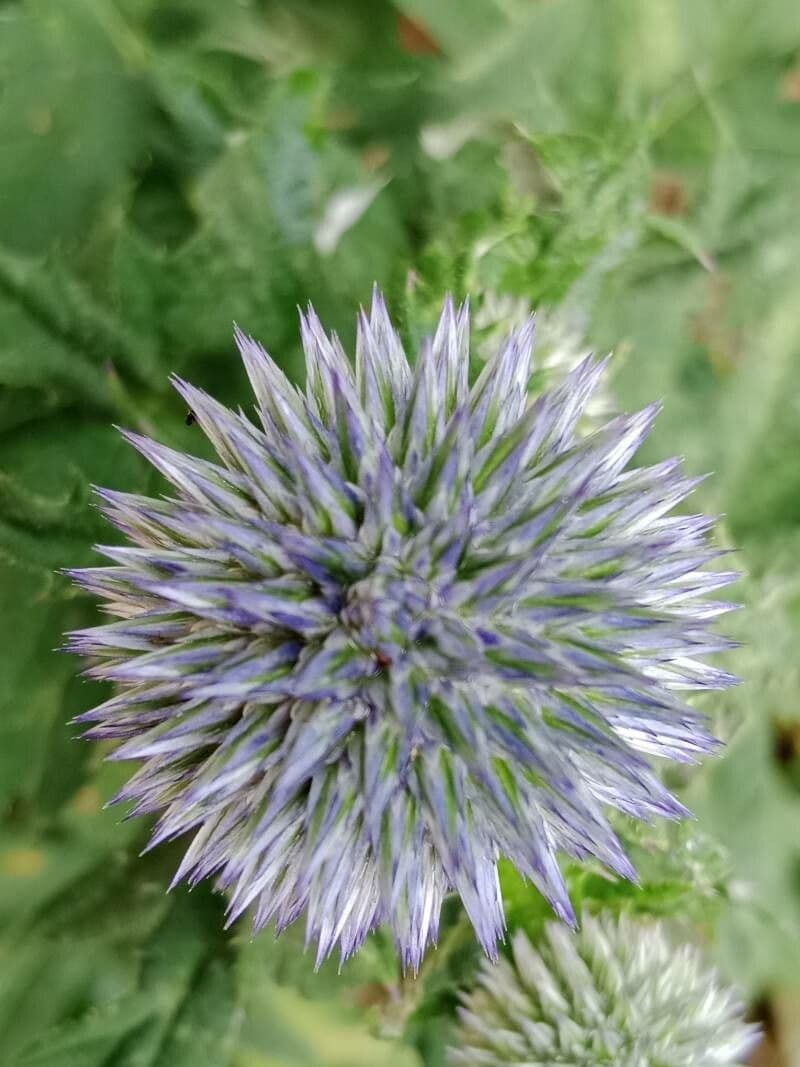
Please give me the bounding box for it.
[339,559,442,667]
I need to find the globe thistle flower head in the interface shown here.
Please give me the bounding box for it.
[450,914,759,1066]
[67,289,738,971]
[473,292,613,425]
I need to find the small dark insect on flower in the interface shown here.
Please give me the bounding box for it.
[66,289,738,971]
[185,409,196,426]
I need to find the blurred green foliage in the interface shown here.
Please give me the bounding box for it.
[1,0,800,1063]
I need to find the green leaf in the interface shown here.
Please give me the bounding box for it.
[691,715,800,992]
[0,248,162,389]
[0,417,148,572]
[0,564,90,810]
[11,889,239,1067]
[0,415,151,812]
[235,928,421,1067]
[0,0,149,255]
[12,1000,154,1067]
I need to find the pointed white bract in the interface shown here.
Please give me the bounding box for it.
[66,290,738,970]
[450,914,759,1066]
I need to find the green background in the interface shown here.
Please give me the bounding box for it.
[1,1,799,1063]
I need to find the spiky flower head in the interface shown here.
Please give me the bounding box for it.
[474,294,614,425]
[450,914,759,1066]
[67,290,737,971]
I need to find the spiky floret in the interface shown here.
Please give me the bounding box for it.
[474,296,614,425]
[66,290,738,970]
[450,914,759,1066]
